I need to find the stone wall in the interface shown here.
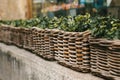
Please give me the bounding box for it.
[0,43,102,80]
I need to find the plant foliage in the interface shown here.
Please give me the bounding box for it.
[0,14,120,40]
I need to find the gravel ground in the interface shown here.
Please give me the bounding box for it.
[0,43,104,80]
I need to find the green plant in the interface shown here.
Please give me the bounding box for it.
[0,14,120,40]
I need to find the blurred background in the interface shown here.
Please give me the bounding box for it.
[0,0,120,20]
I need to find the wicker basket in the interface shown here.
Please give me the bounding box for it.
[57,30,64,62]
[14,27,21,47]
[81,31,91,72]
[31,27,43,54]
[109,40,120,80]
[22,28,32,50]
[0,25,5,42]
[90,39,111,74]
[52,29,59,60]
[18,27,25,47]
[0,25,11,44]
[43,29,55,60]
[76,32,83,68]
[63,32,70,65]
[40,28,45,57]
[89,38,101,72]
[57,30,91,72]
[0,26,2,41]
[90,38,120,79]
[69,32,77,67]
[31,28,55,60]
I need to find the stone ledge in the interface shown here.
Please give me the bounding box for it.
[0,43,103,80]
